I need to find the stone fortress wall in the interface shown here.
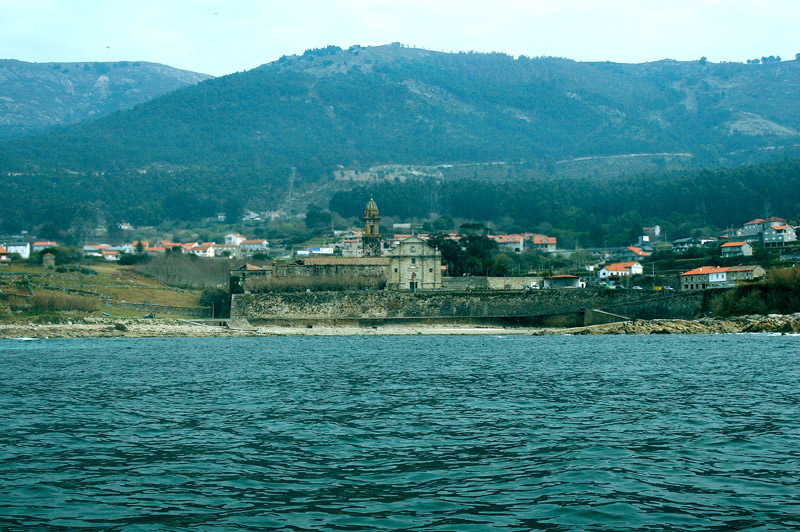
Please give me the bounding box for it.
[232,288,715,327]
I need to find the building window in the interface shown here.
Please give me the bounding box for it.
[394,268,398,272]
[411,258,416,264]
[429,268,433,272]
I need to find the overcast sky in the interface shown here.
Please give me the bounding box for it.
[2,0,798,76]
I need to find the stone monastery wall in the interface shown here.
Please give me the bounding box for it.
[232,288,711,323]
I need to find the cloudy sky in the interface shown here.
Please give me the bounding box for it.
[2,0,798,76]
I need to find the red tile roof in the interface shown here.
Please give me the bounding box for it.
[626,246,651,257]
[721,242,748,248]
[681,266,728,276]
[604,262,640,272]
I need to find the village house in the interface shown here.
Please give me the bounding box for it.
[523,234,557,252]
[739,217,789,244]
[188,243,216,258]
[32,241,57,252]
[225,233,246,246]
[5,242,30,259]
[0,246,10,263]
[671,237,715,254]
[489,235,524,254]
[680,266,721,290]
[101,250,120,261]
[597,262,643,280]
[680,265,766,290]
[240,239,270,256]
[728,265,767,283]
[83,244,109,257]
[762,224,797,247]
[213,243,240,258]
[720,242,753,258]
[622,246,651,261]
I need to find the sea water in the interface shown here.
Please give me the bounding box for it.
[1,335,799,531]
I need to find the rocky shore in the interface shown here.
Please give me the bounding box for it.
[1,314,799,339]
[537,314,800,335]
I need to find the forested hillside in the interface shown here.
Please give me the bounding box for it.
[329,158,800,247]
[2,44,799,174]
[1,44,799,235]
[0,60,211,140]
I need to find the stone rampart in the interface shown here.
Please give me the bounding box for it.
[442,276,542,290]
[231,288,709,323]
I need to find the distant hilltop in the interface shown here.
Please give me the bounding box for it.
[0,60,212,140]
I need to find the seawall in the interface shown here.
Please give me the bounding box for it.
[231,288,716,326]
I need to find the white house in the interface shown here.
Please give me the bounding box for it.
[225,233,246,246]
[188,243,216,258]
[598,262,643,279]
[5,242,30,259]
[240,239,270,256]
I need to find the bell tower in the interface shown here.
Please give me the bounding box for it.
[362,197,382,257]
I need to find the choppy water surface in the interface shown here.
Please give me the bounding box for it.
[1,335,799,531]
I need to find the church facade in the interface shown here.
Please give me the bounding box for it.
[386,235,442,291]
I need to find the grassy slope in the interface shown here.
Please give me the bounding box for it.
[0,262,202,321]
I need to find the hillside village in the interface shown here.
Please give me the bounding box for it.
[1,198,797,293]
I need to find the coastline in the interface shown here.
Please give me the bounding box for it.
[1,314,799,338]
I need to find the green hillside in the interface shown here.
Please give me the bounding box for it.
[3,44,800,172]
[1,44,800,233]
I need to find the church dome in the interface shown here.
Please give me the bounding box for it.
[365,197,379,216]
